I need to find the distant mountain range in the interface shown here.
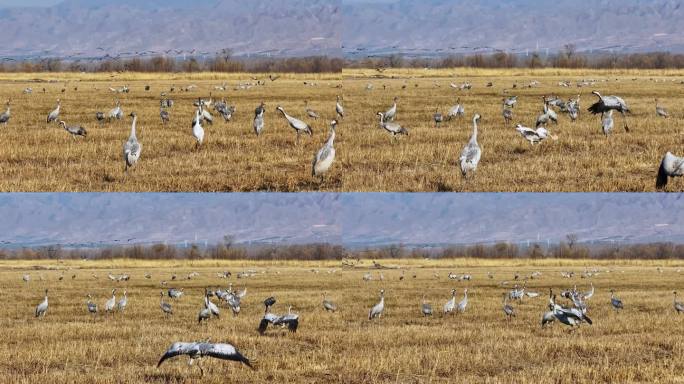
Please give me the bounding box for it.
[0,194,682,249]
[0,0,341,58]
[343,0,684,57]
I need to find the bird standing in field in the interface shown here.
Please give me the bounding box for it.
[444,289,456,315]
[602,110,614,136]
[35,289,49,318]
[502,105,512,126]
[673,291,684,314]
[157,341,254,377]
[368,289,385,320]
[47,99,61,123]
[59,121,87,139]
[502,293,515,321]
[336,95,344,120]
[433,108,444,127]
[117,289,128,312]
[655,99,669,118]
[254,102,265,136]
[322,292,337,312]
[0,99,10,126]
[123,113,142,173]
[86,294,98,315]
[192,108,205,148]
[459,114,481,178]
[457,289,468,313]
[305,100,320,120]
[160,291,173,316]
[377,112,408,137]
[312,120,337,180]
[104,289,116,313]
[656,152,684,190]
[610,289,624,312]
[383,97,398,122]
[421,295,433,317]
[107,100,123,121]
[160,105,170,125]
[588,91,630,132]
[276,106,313,145]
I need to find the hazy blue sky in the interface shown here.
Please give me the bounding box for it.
[0,193,682,247]
[0,0,61,7]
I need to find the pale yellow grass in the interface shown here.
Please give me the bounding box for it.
[1,258,683,383]
[1,70,684,191]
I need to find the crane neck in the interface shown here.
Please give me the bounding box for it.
[130,116,137,138]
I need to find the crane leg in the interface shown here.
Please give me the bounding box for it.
[621,110,629,132]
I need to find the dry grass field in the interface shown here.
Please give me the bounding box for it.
[2,258,683,383]
[2,69,684,191]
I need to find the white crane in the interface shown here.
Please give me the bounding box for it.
[656,152,684,190]
[459,114,481,178]
[443,289,456,314]
[35,289,49,318]
[0,99,10,126]
[377,112,408,136]
[312,120,337,179]
[253,102,265,136]
[336,95,344,120]
[59,121,87,139]
[104,289,116,313]
[157,341,254,376]
[447,98,465,120]
[588,91,630,132]
[47,99,61,123]
[276,106,313,144]
[192,108,205,147]
[368,289,385,320]
[123,113,142,173]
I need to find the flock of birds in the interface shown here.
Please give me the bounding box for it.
[23,267,684,376]
[2,80,683,188]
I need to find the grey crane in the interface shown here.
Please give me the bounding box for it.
[656,152,684,190]
[47,99,61,124]
[117,289,127,312]
[383,97,398,122]
[258,305,299,334]
[59,121,87,139]
[655,99,669,118]
[0,99,10,126]
[35,289,49,318]
[433,108,444,127]
[368,289,385,320]
[168,288,184,299]
[421,295,433,317]
[377,112,408,136]
[104,289,116,313]
[610,289,624,312]
[107,101,123,121]
[157,341,254,376]
[160,106,170,125]
[305,101,319,120]
[459,114,481,178]
[160,291,173,316]
[503,96,517,108]
[674,291,684,314]
[447,98,465,120]
[588,91,630,132]
[336,95,344,120]
[457,288,468,313]
[253,102,265,136]
[515,124,556,145]
[322,292,337,312]
[276,106,313,144]
[123,112,142,172]
[444,289,456,314]
[86,294,98,315]
[602,110,614,136]
[312,120,337,179]
[502,293,515,321]
[204,288,220,318]
[502,105,513,126]
[198,306,211,324]
[551,294,592,328]
[192,108,205,147]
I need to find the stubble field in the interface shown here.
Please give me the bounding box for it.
[1,69,684,191]
[1,258,683,383]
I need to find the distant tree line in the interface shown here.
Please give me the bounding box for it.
[346,47,684,70]
[0,55,343,73]
[2,238,684,260]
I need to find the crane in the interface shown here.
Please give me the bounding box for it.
[157,341,254,376]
